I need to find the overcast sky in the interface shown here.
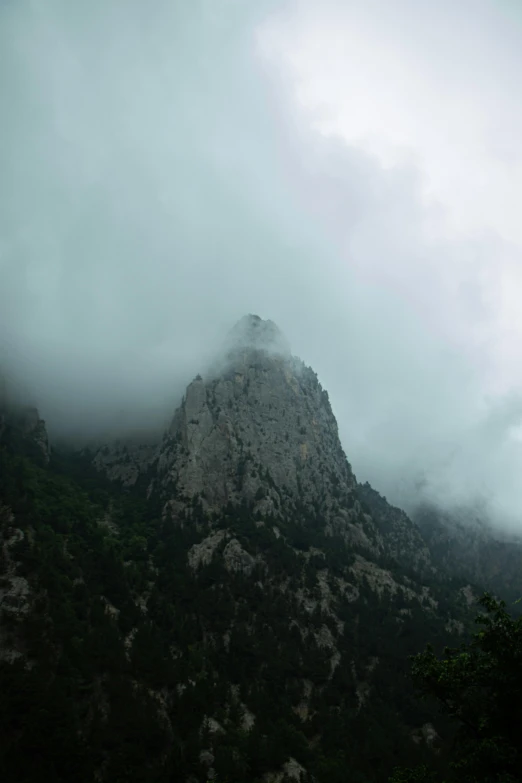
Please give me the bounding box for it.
[2,0,522,528]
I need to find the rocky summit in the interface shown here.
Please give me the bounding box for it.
[156,315,355,521]
[1,316,522,783]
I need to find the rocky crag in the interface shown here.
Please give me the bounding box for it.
[1,315,519,783]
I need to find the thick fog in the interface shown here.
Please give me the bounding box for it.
[2,0,522,529]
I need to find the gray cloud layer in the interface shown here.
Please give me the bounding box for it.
[2,0,522,529]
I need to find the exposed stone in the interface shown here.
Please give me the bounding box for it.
[98,511,120,537]
[460,584,477,606]
[87,318,438,593]
[0,575,31,615]
[155,317,356,522]
[351,555,420,603]
[445,618,464,635]
[283,757,307,781]
[188,530,227,569]
[422,722,441,747]
[240,704,256,731]
[411,722,442,748]
[357,482,432,573]
[205,717,225,735]
[92,440,157,487]
[223,538,255,575]
[199,749,215,767]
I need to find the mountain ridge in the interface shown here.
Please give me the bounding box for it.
[1,315,521,783]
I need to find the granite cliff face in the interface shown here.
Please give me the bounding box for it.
[92,316,447,574]
[87,312,522,607]
[155,315,355,523]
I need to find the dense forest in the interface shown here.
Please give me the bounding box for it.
[1,405,520,783]
[392,592,522,783]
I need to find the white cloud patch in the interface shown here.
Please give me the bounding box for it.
[2,0,522,529]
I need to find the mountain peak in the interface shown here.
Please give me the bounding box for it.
[225,314,291,357]
[154,314,357,520]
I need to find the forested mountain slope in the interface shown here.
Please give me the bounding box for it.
[0,316,515,783]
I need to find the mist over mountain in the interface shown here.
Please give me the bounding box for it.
[2,0,522,531]
[3,313,522,782]
[3,3,522,780]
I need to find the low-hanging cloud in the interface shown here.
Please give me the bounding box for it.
[2,0,522,530]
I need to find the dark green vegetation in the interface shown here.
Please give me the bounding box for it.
[0,411,508,783]
[391,594,522,783]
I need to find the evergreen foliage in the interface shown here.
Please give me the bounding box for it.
[0,431,479,782]
[390,594,522,783]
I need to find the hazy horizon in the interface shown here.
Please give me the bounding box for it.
[3,0,522,529]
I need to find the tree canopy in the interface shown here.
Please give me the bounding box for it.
[391,593,522,783]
